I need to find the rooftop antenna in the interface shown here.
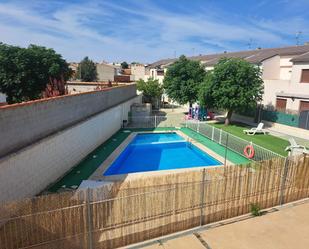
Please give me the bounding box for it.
[247,38,253,49]
[296,31,302,46]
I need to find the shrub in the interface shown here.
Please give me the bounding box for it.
[250,203,262,216]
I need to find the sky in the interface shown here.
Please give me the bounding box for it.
[1,0,309,63]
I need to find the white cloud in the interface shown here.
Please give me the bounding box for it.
[0,0,305,62]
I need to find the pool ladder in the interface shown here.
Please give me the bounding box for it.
[187,138,192,148]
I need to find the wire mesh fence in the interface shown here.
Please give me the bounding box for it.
[0,155,308,249]
[127,115,184,128]
[126,115,282,161]
[185,120,283,161]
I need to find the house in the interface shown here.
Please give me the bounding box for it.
[66,81,115,94]
[130,64,146,81]
[146,59,175,84]
[69,62,117,82]
[96,63,117,82]
[68,62,79,80]
[148,44,309,113]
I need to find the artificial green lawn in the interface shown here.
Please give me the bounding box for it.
[47,127,176,193]
[180,127,250,165]
[208,122,289,156]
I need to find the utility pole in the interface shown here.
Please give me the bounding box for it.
[79,63,82,81]
[192,47,195,56]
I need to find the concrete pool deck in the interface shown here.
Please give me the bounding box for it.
[47,127,249,193]
[133,200,309,249]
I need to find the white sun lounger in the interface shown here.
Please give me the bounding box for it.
[285,138,308,155]
[243,123,268,135]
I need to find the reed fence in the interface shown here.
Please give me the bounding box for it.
[0,155,308,249]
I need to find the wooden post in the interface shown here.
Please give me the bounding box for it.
[86,188,93,249]
[197,120,200,133]
[199,168,206,226]
[224,134,229,167]
[279,157,289,205]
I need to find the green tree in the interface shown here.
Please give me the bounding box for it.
[0,43,71,104]
[198,72,215,108]
[199,58,264,125]
[137,78,163,106]
[163,55,206,106]
[76,57,97,82]
[121,61,129,69]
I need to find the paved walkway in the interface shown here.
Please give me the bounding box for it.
[139,202,309,249]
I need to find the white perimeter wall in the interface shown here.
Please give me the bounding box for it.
[0,96,140,203]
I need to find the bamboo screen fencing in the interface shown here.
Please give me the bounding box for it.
[0,155,308,249]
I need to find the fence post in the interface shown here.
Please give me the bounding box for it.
[224,134,229,167]
[197,120,200,133]
[86,188,93,249]
[279,157,289,206]
[154,115,157,128]
[306,112,309,130]
[211,126,214,141]
[219,129,222,144]
[199,168,206,226]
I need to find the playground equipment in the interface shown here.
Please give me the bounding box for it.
[186,105,214,121]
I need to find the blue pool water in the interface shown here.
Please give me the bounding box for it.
[104,133,221,176]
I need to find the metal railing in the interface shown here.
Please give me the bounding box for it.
[185,120,284,161]
[126,115,282,161]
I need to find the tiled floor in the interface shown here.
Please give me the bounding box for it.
[140,202,309,249]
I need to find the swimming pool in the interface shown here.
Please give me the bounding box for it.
[103,133,221,176]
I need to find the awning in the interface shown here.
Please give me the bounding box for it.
[276,92,309,100]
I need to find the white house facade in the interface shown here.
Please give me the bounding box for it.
[148,45,309,113]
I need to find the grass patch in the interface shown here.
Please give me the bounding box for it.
[208,122,289,156]
[181,127,250,165]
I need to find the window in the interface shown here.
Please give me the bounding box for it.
[300,69,309,83]
[157,70,164,76]
[299,101,309,112]
[276,98,287,111]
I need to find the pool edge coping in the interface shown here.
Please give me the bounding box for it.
[89,130,233,182]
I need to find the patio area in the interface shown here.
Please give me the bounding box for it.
[138,201,309,249]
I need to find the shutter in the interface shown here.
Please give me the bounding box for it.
[299,101,309,112]
[276,98,287,111]
[300,69,309,83]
